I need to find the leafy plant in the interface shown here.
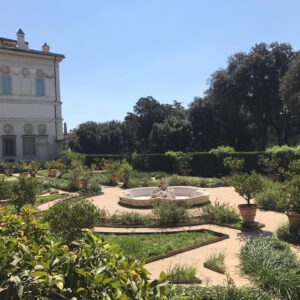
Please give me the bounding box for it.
[43,198,100,243]
[209,146,235,157]
[103,159,122,177]
[165,151,192,174]
[152,201,189,226]
[0,209,178,299]
[0,179,13,200]
[61,150,85,172]
[12,177,38,213]
[240,237,300,299]
[119,159,133,178]
[223,157,244,174]
[166,264,198,283]
[277,222,300,245]
[230,172,263,205]
[110,212,152,226]
[284,175,300,213]
[70,160,83,180]
[202,201,241,224]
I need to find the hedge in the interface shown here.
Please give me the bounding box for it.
[84,152,273,177]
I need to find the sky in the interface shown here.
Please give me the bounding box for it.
[1,0,300,129]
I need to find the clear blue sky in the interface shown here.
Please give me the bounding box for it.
[1,1,300,129]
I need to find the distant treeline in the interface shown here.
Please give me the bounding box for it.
[69,42,300,154]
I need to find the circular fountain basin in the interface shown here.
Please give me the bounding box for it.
[119,186,209,207]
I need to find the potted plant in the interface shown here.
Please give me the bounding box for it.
[4,162,14,176]
[19,161,30,177]
[29,161,40,177]
[54,159,66,176]
[120,159,133,185]
[80,167,93,191]
[230,171,263,223]
[45,161,57,178]
[284,175,300,227]
[223,157,244,176]
[103,160,121,184]
[70,160,83,188]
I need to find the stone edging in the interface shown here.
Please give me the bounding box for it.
[168,278,202,284]
[203,262,225,274]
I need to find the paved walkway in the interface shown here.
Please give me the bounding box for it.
[39,185,300,287]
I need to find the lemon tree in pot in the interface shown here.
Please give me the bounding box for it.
[120,159,133,186]
[230,171,263,224]
[285,175,300,227]
[70,160,83,189]
[80,166,93,191]
[103,159,121,184]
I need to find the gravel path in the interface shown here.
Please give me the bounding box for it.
[39,184,300,287]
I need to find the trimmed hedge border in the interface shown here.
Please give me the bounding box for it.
[85,151,300,177]
[95,228,229,264]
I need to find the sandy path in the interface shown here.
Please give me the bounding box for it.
[39,184,298,287]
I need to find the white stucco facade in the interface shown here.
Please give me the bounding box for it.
[0,30,65,162]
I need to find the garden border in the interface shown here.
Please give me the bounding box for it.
[95,228,229,264]
[203,262,225,274]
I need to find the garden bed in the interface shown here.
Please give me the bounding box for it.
[203,262,225,274]
[97,229,229,263]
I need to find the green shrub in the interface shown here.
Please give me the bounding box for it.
[277,222,300,245]
[0,179,13,200]
[223,157,244,174]
[240,237,300,299]
[230,171,263,205]
[12,177,38,213]
[43,198,101,243]
[110,212,152,225]
[152,202,189,226]
[202,201,241,224]
[255,177,288,211]
[175,285,272,300]
[165,151,192,174]
[86,178,102,194]
[0,209,177,299]
[61,150,85,171]
[167,175,227,187]
[284,175,300,213]
[209,146,235,157]
[166,264,197,282]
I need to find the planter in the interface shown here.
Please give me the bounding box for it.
[238,204,257,223]
[30,170,37,177]
[4,169,13,176]
[111,175,118,184]
[285,210,300,227]
[48,170,57,178]
[72,179,81,188]
[81,180,89,190]
[122,177,129,185]
[20,172,29,177]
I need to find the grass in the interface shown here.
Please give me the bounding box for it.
[205,252,225,273]
[99,230,218,261]
[201,201,241,224]
[166,264,198,283]
[37,193,67,205]
[240,237,300,299]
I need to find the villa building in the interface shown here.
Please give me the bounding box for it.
[0,29,66,162]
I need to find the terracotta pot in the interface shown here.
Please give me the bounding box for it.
[81,181,89,190]
[285,210,300,227]
[122,177,129,185]
[238,204,257,223]
[111,175,118,184]
[72,179,81,188]
[4,169,13,176]
[20,172,29,177]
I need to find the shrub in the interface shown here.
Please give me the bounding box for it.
[277,222,300,245]
[119,159,133,178]
[167,175,227,188]
[87,178,102,194]
[202,201,241,224]
[255,177,288,211]
[240,237,300,299]
[223,157,244,174]
[209,146,235,157]
[165,151,193,174]
[0,179,13,200]
[43,198,100,243]
[110,212,152,225]
[152,202,189,226]
[230,171,263,205]
[284,175,300,213]
[0,209,177,299]
[61,150,85,172]
[166,264,197,283]
[12,177,38,213]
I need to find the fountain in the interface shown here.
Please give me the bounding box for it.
[119,178,209,207]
